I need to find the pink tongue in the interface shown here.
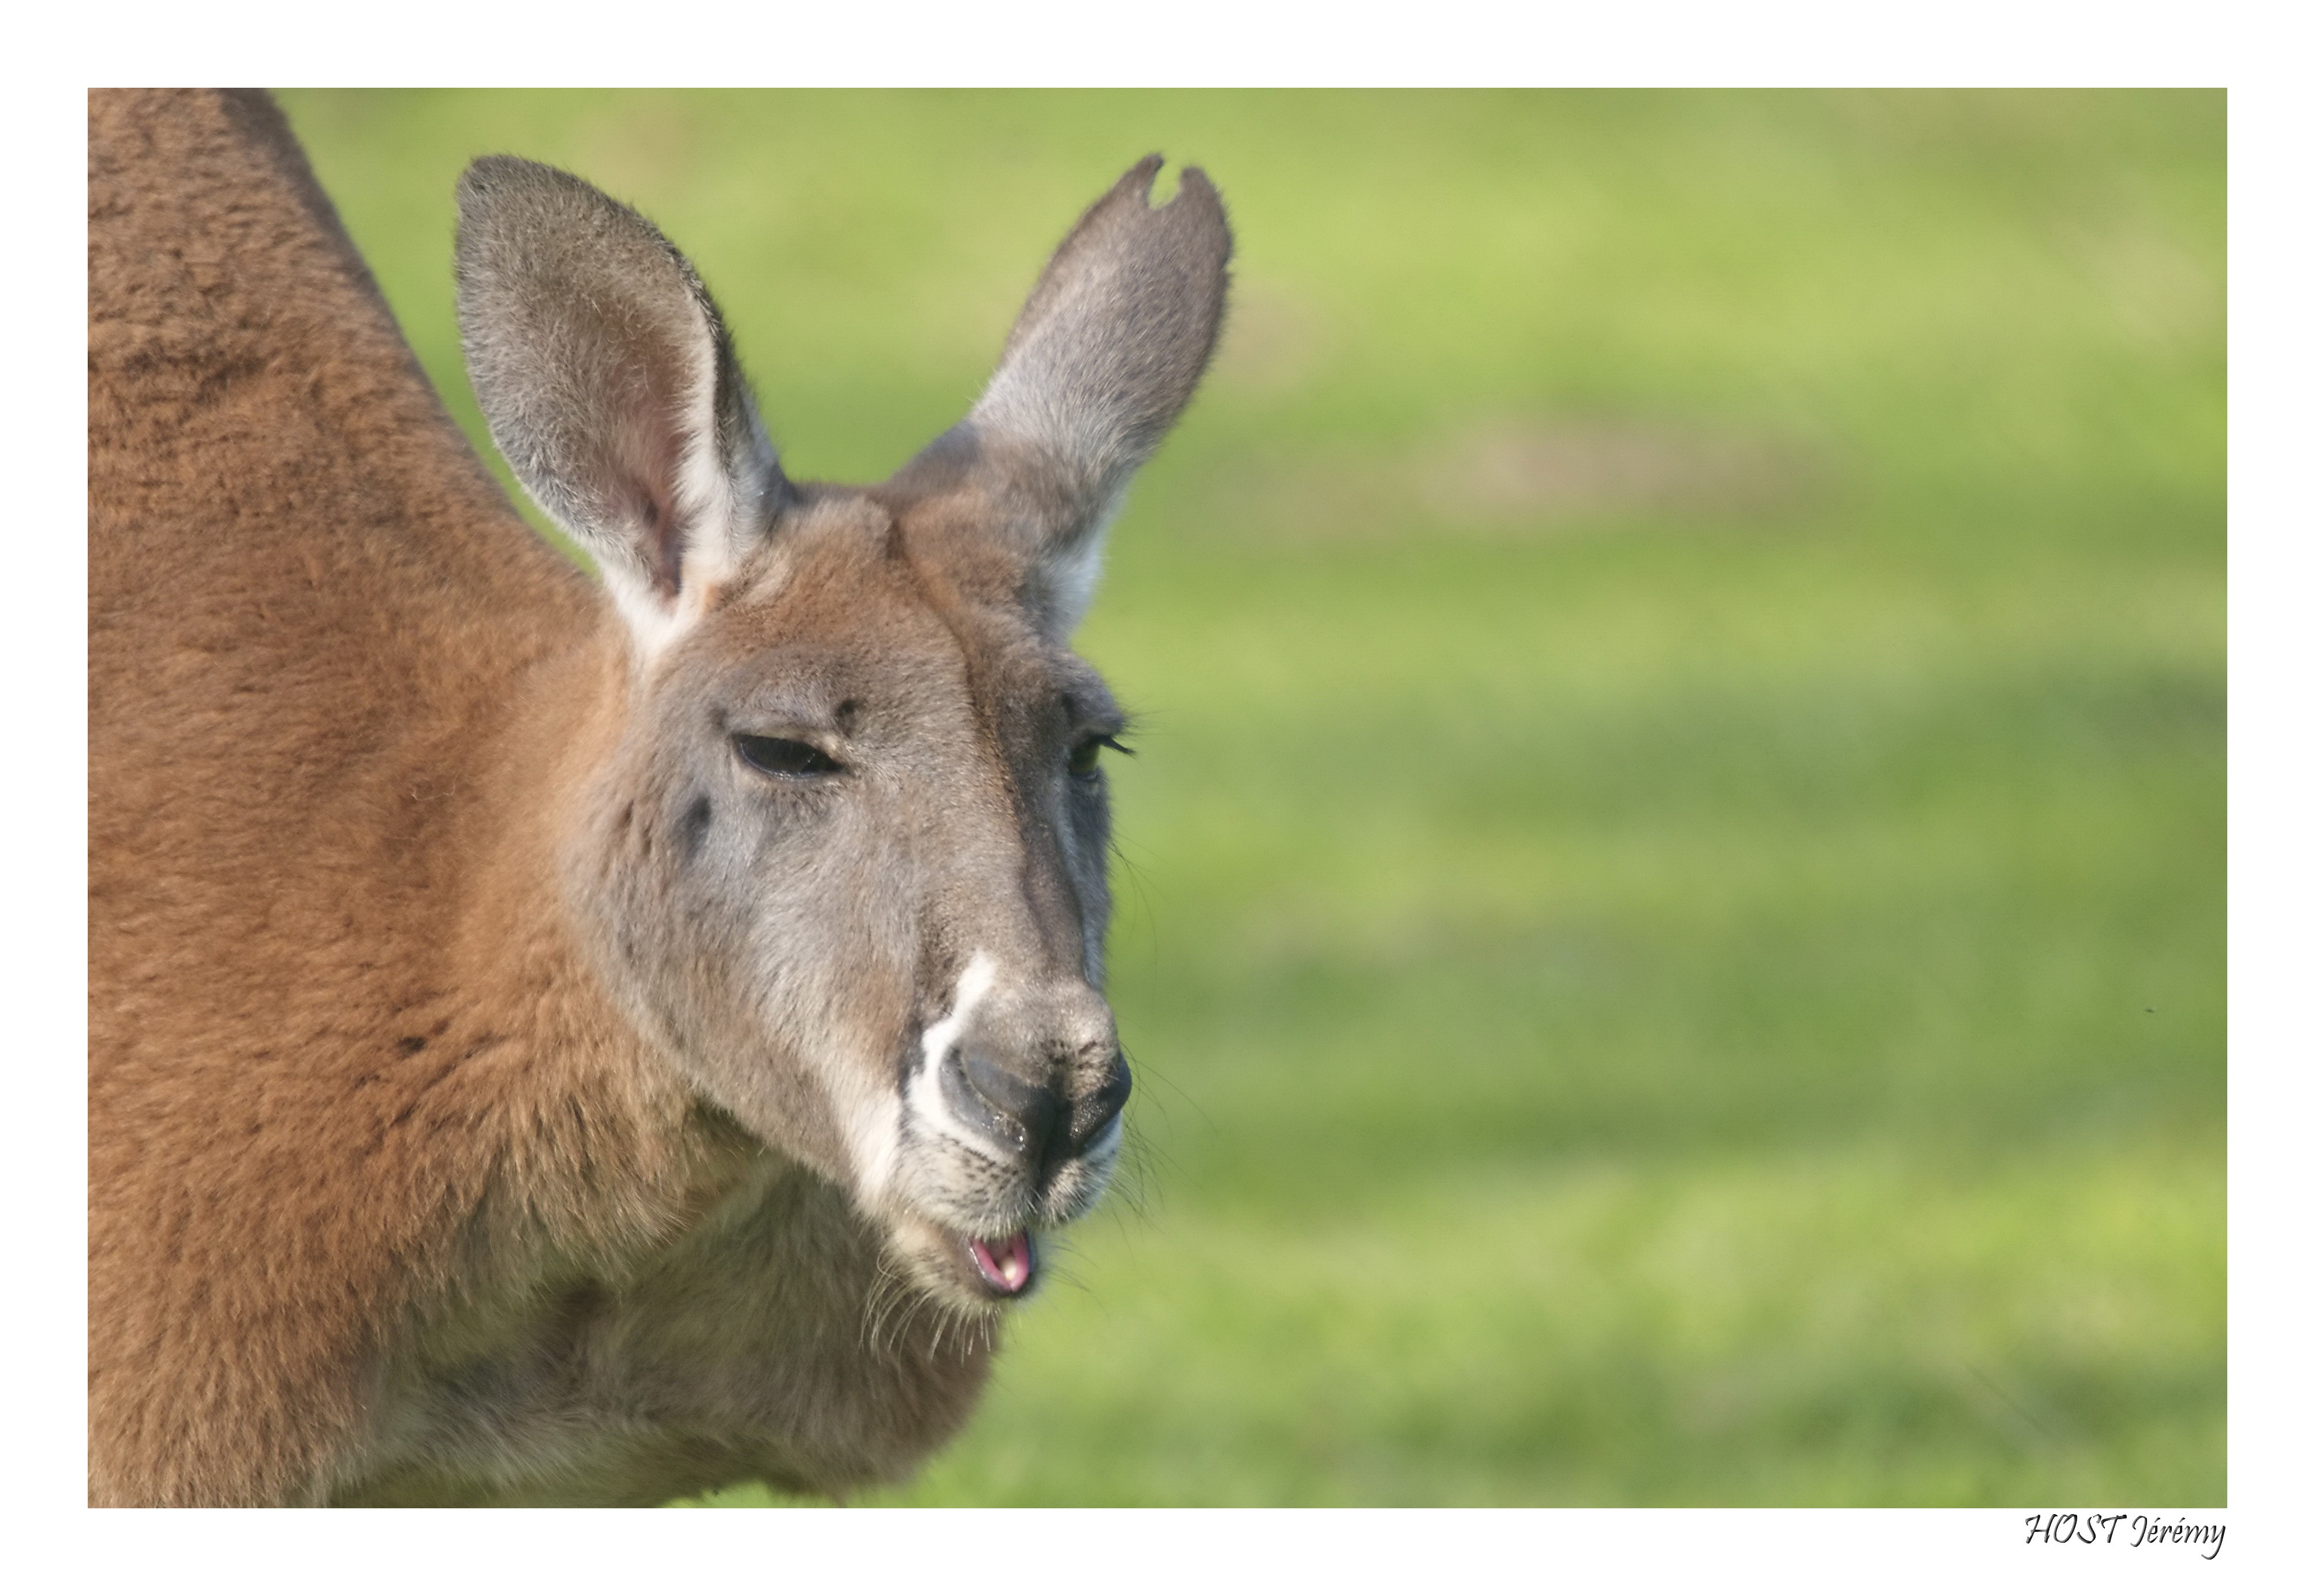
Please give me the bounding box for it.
[971,1230,1034,1293]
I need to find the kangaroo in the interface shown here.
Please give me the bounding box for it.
[88,88,1228,1507]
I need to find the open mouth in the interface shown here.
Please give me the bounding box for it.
[965,1228,1037,1296]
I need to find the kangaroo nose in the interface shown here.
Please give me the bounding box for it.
[939,1045,1131,1171]
[1069,1056,1131,1151]
[947,1044,1064,1162]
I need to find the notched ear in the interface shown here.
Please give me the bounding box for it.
[455,155,787,654]
[897,155,1232,635]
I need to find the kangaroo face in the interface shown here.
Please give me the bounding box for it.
[567,491,1132,1305]
[458,156,1227,1309]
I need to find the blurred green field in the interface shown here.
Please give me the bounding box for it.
[278,89,2226,1505]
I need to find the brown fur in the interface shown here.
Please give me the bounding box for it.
[88,90,1228,1507]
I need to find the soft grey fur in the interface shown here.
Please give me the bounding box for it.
[895,156,1232,632]
[455,156,786,606]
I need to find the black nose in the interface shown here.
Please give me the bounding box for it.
[940,1047,1130,1171]
[1069,1057,1131,1151]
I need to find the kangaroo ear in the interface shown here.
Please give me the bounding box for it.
[455,156,786,655]
[897,156,1231,635]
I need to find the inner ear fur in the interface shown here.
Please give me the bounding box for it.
[454,156,785,635]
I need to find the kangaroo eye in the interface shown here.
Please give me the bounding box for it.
[1069,734,1134,781]
[734,734,843,778]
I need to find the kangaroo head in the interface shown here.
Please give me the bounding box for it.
[454,155,1228,1310]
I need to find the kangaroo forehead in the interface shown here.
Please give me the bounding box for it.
[708,490,1116,728]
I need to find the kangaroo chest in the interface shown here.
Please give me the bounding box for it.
[329,1161,993,1507]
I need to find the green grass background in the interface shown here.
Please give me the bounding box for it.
[275,89,2226,1505]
